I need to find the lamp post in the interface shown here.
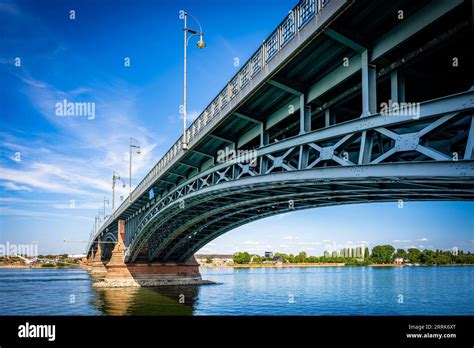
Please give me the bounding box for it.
[182,11,206,150]
[129,138,141,202]
[96,210,104,230]
[112,171,125,216]
[103,196,109,219]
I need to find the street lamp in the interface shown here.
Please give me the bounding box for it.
[103,196,109,218]
[129,138,141,202]
[112,171,126,216]
[182,11,205,150]
[96,210,104,230]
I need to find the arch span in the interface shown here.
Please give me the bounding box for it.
[125,160,474,263]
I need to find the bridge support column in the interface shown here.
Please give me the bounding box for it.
[361,49,377,116]
[91,240,107,275]
[391,70,405,104]
[299,95,311,134]
[260,122,269,173]
[103,219,132,281]
[95,220,212,287]
[359,50,377,164]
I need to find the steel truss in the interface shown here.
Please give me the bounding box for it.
[122,91,474,263]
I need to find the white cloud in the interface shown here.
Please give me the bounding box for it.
[0,197,100,211]
[1,72,166,207]
[417,237,428,241]
[297,241,321,245]
[0,182,32,191]
[0,206,92,221]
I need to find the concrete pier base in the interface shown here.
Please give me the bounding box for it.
[93,220,213,287]
[90,241,107,275]
[93,258,213,287]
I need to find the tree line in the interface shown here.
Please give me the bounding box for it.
[232,245,474,265]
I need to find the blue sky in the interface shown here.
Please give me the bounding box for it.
[0,0,472,256]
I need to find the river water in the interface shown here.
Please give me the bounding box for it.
[0,266,472,315]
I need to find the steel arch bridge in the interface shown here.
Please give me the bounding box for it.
[87,0,474,270]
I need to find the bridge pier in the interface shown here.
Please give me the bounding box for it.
[94,220,212,287]
[90,240,107,275]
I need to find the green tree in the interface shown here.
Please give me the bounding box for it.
[295,251,307,263]
[370,245,395,264]
[393,248,407,261]
[435,253,451,265]
[274,253,289,263]
[407,248,421,263]
[233,252,251,264]
[252,255,263,263]
[364,247,370,260]
[421,249,436,265]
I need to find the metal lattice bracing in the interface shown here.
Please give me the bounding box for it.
[122,91,474,263]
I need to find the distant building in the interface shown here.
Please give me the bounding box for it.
[272,256,287,264]
[195,254,234,267]
[394,258,404,264]
[264,251,273,259]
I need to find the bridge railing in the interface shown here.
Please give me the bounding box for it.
[91,0,331,245]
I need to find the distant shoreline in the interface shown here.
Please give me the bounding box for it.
[202,263,474,268]
[0,264,80,269]
[230,263,345,268]
[1,263,471,270]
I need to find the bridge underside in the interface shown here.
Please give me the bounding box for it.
[130,161,474,263]
[88,0,474,281]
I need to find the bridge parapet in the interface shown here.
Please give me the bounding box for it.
[89,0,346,245]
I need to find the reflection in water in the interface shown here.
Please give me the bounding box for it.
[0,268,472,315]
[93,285,200,315]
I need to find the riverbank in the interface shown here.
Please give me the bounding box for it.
[201,263,474,268]
[229,263,346,268]
[0,264,80,269]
